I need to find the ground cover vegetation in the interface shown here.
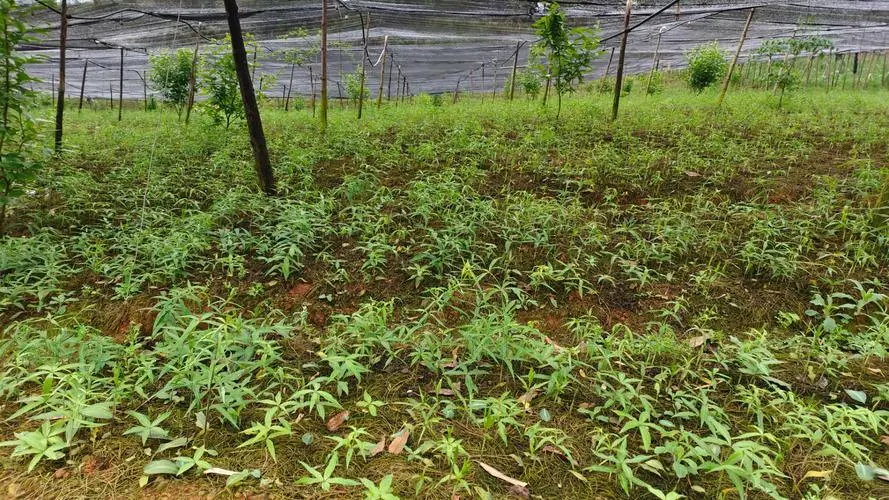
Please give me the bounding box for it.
[2,6,889,496]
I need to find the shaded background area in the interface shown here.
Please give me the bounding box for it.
[22,1,889,100]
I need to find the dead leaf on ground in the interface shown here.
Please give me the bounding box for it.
[53,468,69,479]
[477,460,528,488]
[544,336,564,353]
[326,410,350,432]
[687,334,709,348]
[802,470,832,480]
[685,171,701,177]
[370,437,386,457]
[868,367,883,375]
[881,435,889,447]
[517,388,538,406]
[388,428,410,454]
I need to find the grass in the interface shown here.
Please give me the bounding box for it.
[1,83,889,499]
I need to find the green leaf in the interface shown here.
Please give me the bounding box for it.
[80,403,114,420]
[539,408,552,422]
[156,437,189,455]
[143,459,179,476]
[845,389,867,404]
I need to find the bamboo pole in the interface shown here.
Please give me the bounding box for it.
[320,0,328,131]
[118,47,124,121]
[185,35,200,124]
[509,41,519,101]
[285,63,295,111]
[646,30,662,95]
[376,35,389,109]
[716,8,754,107]
[78,59,88,111]
[357,13,370,119]
[611,0,633,121]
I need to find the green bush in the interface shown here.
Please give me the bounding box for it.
[148,49,194,118]
[686,42,728,92]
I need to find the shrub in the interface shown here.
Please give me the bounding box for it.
[200,36,243,128]
[148,49,194,118]
[686,42,728,92]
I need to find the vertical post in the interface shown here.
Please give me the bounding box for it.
[603,47,615,78]
[185,36,200,124]
[357,13,370,119]
[646,30,662,96]
[882,50,887,88]
[251,44,258,82]
[285,63,295,111]
[51,74,55,109]
[481,63,485,101]
[337,80,344,109]
[320,0,328,131]
[109,82,113,109]
[491,62,498,100]
[142,72,147,111]
[78,59,88,111]
[611,0,633,121]
[54,0,67,153]
[453,78,460,104]
[401,76,406,103]
[376,36,389,109]
[716,8,754,107]
[509,41,519,101]
[309,66,316,116]
[118,47,124,121]
[387,56,393,100]
[222,0,276,195]
[853,52,859,74]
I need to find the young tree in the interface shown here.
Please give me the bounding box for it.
[686,42,728,93]
[0,0,43,233]
[148,48,194,118]
[756,36,833,107]
[531,2,601,117]
[201,37,244,128]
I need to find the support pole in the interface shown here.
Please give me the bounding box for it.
[320,0,328,131]
[78,59,88,111]
[376,35,389,109]
[285,63,295,111]
[309,66,315,116]
[646,30,662,95]
[509,41,519,101]
[357,13,370,119]
[611,0,633,121]
[222,0,276,195]
[387,56,393,100]
[716,8,754,108]
[453,78,460,104]
[118,47,124,121]
[54,0,67,153]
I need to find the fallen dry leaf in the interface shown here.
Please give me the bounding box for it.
[517,388,538,406]
[802,470,832,480]
[544,336,564,353]
[541,445,577,467]
[685,171,701,177]
[868,367,883,375]
[53,468,69,479]
[477,460,528,488]
[370,437,386,457]
[687,335,709,348]
[388,428,410,454]
[881,435,889,447]
[326,410,350,432]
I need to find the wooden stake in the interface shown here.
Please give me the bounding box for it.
[453,78,460,104]
[387,56,393,100]
[118,47,124,121]
[309,66,316,117]
[717,8,754,107]
[611,0,633,121]
[109,82,113,109]
[376,35,389,109]
[509,41,519,101]
[222,0,276,195]
[357,13,370,119]
[603,47,615,78]
[54,0,67,152]
[141,71,147,111]
[320,0,328,131]
[78,59,87,111]
[285,63,295,111]
[646,30,662,95]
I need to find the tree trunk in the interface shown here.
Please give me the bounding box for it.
[185,36,200,124]
[222,0,276,195]
[611,0,633,121]
[54,0,67,153]
[285,63,294,111]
